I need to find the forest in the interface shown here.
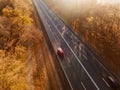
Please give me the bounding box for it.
[0,0,33,89]
[45,0,120,81]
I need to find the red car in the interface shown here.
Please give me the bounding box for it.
[57,47,64,57]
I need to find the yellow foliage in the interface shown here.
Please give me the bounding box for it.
[0,46,28,90]
[2,4,33,33]
[87,16,94,23]
[2,7,12,17]
[13,8,22,16]
[14,46,26,60]
[18,15,33,26]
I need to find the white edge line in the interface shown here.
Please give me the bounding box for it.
[36,1,100,90]
[36,2,74,90]
[49,18,100,90]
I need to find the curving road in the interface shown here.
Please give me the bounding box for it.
[33,0,120,90]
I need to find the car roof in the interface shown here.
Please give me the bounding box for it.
[57,47,63,52]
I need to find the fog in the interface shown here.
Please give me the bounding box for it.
[97,0,120,4]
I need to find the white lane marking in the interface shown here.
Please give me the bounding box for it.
[83,55,88,60]
[79,44,82,51]
[47,13,100,90]
[36,3,74,90]
[37,2,100,90]
[47,21,74,90]
[81,82,86,90]
[86,48,111,74]
[53,20,100,90]
[42,0,110,76]
[46,0,112,75]
[102,78,110,87]
[57,55,74,90]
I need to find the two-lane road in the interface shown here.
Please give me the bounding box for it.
[33,0,119,90]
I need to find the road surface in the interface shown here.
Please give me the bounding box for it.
[33,0,120,90]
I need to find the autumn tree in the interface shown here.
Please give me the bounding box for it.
[0,0,32,54]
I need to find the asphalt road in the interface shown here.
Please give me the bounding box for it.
[33,0,120,90]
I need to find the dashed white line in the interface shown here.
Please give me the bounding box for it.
[37,3,74,90]
[102,78,110,87]
[48,15,100,90]
[83,55,88,60]
[37,2,100,90]
[81,82,86,90]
